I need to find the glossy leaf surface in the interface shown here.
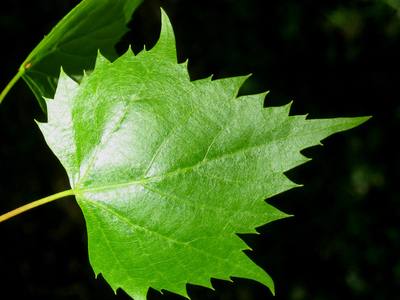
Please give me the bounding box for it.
[38,10,369,300]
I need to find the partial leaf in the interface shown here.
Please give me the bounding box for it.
[21,0,143,110]
[38,10,369,300]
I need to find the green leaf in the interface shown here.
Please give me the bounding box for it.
[21,0,143,110]
[38,10,369,300]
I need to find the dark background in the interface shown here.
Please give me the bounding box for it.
[0,0,399,299]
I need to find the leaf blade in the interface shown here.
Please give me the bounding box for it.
[39,10,369,299]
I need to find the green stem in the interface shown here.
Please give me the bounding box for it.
[0,189,75,223]
[0,67,25,105]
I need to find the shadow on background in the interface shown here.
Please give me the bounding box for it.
[0,0,399,299]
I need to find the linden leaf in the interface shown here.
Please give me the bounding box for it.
[38,10,369,300]
[20,0,143,110]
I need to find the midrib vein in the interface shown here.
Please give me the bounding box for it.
[73,124,310,195]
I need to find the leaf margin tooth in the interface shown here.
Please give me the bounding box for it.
[95,49,112,69]
[150,8,177,63]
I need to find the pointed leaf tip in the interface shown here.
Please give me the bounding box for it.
[150,8,177,62]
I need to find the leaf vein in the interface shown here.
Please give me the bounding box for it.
[83,198,254,277]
